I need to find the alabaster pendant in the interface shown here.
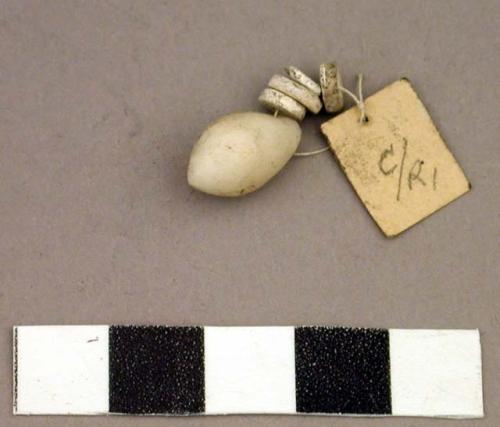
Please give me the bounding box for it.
[187,112,301,197]
[187,65,339,197]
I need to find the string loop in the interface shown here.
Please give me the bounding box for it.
[337,73,367,124]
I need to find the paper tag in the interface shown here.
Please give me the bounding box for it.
[321,79,470,237]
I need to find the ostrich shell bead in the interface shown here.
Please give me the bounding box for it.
[268,74,322,114]
[187,112,301,197]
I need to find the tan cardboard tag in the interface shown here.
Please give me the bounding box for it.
[321,79,470,237]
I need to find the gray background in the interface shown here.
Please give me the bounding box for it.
[1,0,499,426]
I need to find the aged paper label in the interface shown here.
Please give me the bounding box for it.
[321,79,470,237]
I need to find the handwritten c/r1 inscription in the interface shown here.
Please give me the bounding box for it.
[378,138,437,201]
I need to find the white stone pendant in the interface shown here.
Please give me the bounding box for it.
[187,65,341,197]
[188,112,301,197]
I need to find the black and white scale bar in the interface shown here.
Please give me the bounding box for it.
[13,325,483,418]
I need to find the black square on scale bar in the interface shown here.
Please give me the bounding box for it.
[109,325,204,414]
[295,326,391,414]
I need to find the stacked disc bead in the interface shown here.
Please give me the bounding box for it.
[258,64,344,121]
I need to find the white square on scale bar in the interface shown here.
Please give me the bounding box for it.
[389,329,483,418]
[204,326,296,414]
[14,325,109,415]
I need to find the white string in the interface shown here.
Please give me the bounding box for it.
[293,146,331,157]
[337,73,367,124]
[357,73,367,123]
[293,73,367,157]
